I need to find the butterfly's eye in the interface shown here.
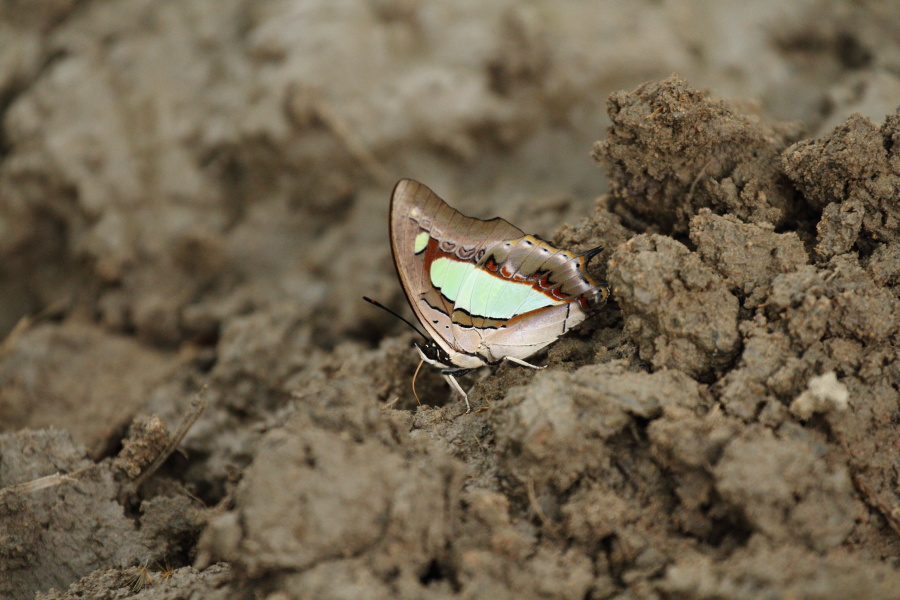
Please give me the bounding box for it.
[417,340,449,364]
[586,284,611,309]
[414,340,439,360]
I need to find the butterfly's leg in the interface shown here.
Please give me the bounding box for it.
[503,356,547,370]
[441,368,473,413]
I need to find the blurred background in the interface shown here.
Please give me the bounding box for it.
[0,0,898,420]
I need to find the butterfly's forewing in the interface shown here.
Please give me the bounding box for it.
[390,179,524,365]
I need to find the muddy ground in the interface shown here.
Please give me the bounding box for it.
[1,1,899,599]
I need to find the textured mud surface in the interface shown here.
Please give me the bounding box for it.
[2,2,900,599]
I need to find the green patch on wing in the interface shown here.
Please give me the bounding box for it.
[414,232,430,254]
[430,257,471,302]
[439,258,562,319]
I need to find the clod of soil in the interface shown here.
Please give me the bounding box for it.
[593,76,804,233]
[607,234,740,376]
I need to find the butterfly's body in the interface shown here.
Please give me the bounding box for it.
[390,179,609,412]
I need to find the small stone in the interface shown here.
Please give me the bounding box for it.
[790,372,850,420]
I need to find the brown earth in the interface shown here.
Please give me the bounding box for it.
[1,2,899,599]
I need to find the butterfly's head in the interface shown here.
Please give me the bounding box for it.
[585,282,611,310]
[414,339,453,369]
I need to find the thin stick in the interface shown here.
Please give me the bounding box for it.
[0,297,69,354]
[851,472,900,537]
[314,100,391,186]
[0,387,208,501]
[526,478,548,525]
[130,385,208,493]
[0,465,95,499]
[685,157,714,205]
[0,316,31,354]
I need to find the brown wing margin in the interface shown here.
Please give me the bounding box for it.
[390,179,524,264]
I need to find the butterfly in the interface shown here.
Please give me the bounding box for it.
[383,179,609,413]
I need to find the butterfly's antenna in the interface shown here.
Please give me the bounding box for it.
[411,359,424,406]
[362,296,429,341]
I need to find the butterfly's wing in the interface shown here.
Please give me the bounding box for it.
[451,235,609,363]
[390,179,525,367]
